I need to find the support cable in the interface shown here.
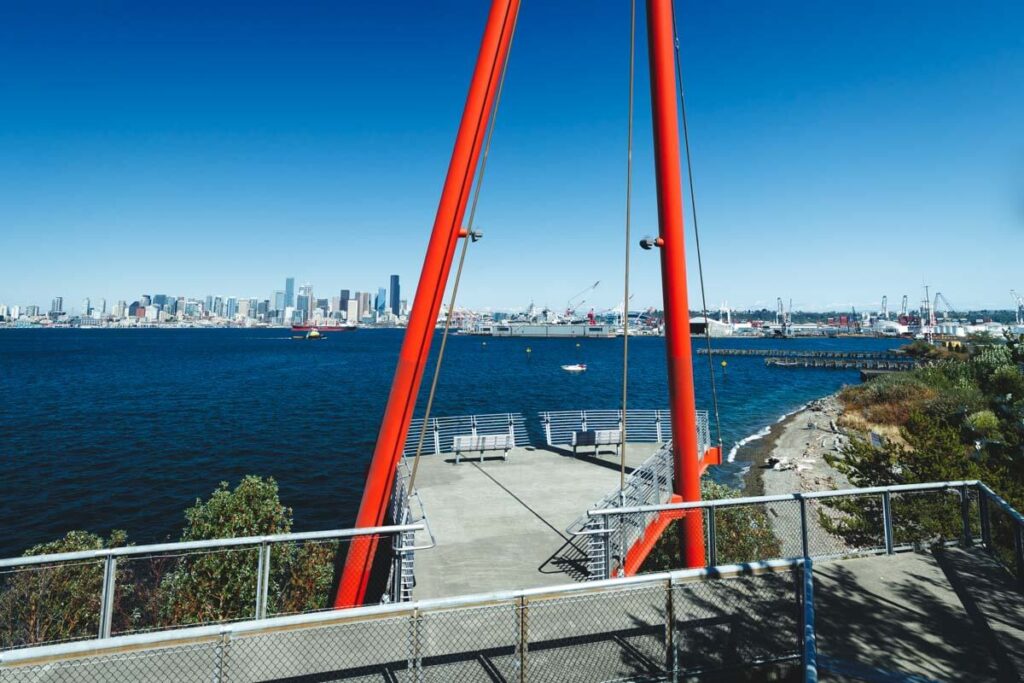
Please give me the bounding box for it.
[620,0,637,495]
[671,2,723,450]
[407,5,520,496]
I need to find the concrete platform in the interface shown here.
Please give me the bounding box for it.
[816,547,1024,682]
[409,443,663,599]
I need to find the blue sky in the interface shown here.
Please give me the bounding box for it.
[1,1,1021,314]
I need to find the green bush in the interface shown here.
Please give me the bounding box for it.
[0,530,127,648]
[640,481,781,572]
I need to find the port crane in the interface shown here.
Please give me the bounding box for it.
[900,295,908,318]
[880,295,888,320]
[1012,290,1024,325]
[933,292,955,322]
[565,280,600,320]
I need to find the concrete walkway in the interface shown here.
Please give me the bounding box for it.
[410,443,662,599]
[816,548,1024,682]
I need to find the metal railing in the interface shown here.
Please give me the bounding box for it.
[0,523,429,651]
[539,409,711,455]
[388,458,434,603]
[585,480,1024,582]
[567,442,676,579]
[0,558,814,682]
[403,412,528,457]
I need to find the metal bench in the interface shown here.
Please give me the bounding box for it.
[572,429,622,457]
[452,433,514,464]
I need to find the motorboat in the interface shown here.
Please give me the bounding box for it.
[561,363,586,372]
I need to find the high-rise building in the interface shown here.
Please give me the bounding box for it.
[295,294,310,322]
[205,295,214,312]
[273,290,285,312]
[375,288,387,315]
[99,298,107,315]
[50,297,63,314]
[226,297,238,318]
[140,295,151,306]
[284,277,295,308]
[82,298,92,316]
[389,275,400,316]
[213,296,224,317]
[346,299,359,323]
[359,291,372,320]
[340,289,350,313]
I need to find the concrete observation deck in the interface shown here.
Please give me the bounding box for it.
[410,443,662,599]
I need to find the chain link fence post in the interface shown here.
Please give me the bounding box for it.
[518,596,528,683]
[799,495,810,558]
[706,507,717,567]
[254,542,271,619]
[665,578,677,681]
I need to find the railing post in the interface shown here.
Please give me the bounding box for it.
[706,507,717,567]
[979,488,992,549]
[655,411,663,443]
[255,542,271,619]
[542,413,552,446]
[432,419,441,455]
[98,554,117,639]
[960,484,973,547]
[409,607,424,683]
[881,492,894,555]
[798,495,810,558]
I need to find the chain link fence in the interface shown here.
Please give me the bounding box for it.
[0,559,812,682]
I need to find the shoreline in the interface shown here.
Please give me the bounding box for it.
[740,393,852,497]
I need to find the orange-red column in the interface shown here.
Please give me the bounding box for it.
[335,0,520,607]
[646,0,705,567]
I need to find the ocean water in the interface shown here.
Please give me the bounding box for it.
[0,328,903,556]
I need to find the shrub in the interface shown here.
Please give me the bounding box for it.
[0,530,127,648]
[640,481,781,572]
[965,410,1000,439]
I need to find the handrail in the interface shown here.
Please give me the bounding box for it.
[0,523,427,569]
[0,557,807,666]
[977,482,1024,526]
[587,480,981,517]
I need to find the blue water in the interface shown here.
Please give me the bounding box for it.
[0,329,903,557]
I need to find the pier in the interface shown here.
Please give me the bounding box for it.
[764,357,916,371]
[698,347,909,360]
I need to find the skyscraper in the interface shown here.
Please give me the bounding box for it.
[50,297,63,314]
[284,277,295,308]
[389,275,400,316]
[340,289,350,314]
[273,290,285,312]
[375,287,387,315]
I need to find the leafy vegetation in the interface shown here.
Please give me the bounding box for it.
[641,480,782,572]
[0,477,336,648]
[827,336,1024,551]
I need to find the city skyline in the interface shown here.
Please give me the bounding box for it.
[1,2,1022,311]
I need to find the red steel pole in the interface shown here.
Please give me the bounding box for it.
[334,0,520,608]
[646,0,705,568]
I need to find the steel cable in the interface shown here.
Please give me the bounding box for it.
[671,1,724,450]
[407,3,521,496]
[620,0,637,495]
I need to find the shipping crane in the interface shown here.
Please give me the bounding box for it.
[900,295,908,317]
[880,295,888,320]
[933,292,955,322]
[565,280,600,319]
[1012,290,1024,325]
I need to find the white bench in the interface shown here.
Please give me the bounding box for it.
[453,433,514,464]
[571,429,622,457]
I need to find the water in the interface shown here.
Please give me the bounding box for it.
[0,328,904,557]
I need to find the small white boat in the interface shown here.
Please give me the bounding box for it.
[561,363,587,373]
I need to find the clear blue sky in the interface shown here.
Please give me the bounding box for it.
[1,1,1022,314]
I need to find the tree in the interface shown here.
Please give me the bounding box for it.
[159,476,336,626]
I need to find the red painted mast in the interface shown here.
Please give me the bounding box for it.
[646,0,705,567]
[335,0,520,607]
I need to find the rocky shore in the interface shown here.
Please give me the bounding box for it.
[743,394,853,497]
